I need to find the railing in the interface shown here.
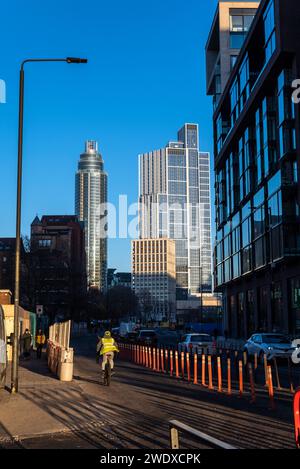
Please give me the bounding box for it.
[118,342,298,411]
[49,320,71,349]
[169,420,237,450]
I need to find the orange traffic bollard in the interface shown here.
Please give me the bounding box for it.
[153,348,156,371]
[194,353,198,385]
[149,347,152,369]
[145,347,148,368]
[165,349,169,373]
[181,352,185,379]
[267,365,275,410]
[175,351,179,378]
[187,353,191,382]
[254,353,258,370]
[156,348,160,372]
[161,349,165,373]
[248,363,256,404]
[202,354,206,387]
[239,360,244,397]
[208,356,213,390]
[217,357,222,393]
[140,346,143,365]
[227,358,232,395]
[293,388,300,449]
[170,350,174,377]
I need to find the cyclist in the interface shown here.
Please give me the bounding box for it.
[96,331,119,378]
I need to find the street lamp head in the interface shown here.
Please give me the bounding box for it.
[66,57,88,64]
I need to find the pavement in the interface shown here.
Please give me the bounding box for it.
[0,334,296,449]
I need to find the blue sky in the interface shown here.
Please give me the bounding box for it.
[0,0,218,271]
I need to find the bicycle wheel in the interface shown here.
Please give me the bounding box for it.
[105,360,111,386]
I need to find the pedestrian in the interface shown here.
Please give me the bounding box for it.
[36,329,46,359]
[22,329,32,360]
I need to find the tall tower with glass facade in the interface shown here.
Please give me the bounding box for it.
[139,124,212,300]
[75,141,108,291]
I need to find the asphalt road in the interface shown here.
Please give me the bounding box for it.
[68,335,295,449]
[3,334,295,449]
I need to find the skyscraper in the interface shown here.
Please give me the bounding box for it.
[139,124,212,301]
[206,0,300,337]
[75,141,108,291]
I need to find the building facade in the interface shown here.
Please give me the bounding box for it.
[132,238,176,321]
[0,238,29,307]
[75,141,108,291]
[206,1,259,109]
[30,215,87,321]
[139,124,212,301]
[207,0,300,337]
[107,269,132,289]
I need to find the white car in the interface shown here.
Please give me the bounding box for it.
[178,333,213,354]
[244,333,297,361]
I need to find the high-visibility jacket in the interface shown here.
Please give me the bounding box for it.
[36,334,46,345]
[98,338,119,356]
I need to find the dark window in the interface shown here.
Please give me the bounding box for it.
[271,282,282,332]
[277,69,296,158]
[263,1,276,63]
[289,277,300,335]
[258,286,269,331]
[230,15,255,49]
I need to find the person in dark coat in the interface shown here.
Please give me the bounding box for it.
[22,329,32,359]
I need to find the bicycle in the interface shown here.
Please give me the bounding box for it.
[103,353,113,386]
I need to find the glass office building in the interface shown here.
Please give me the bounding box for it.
[75,141,108,291]
[139,124,212,300]
[207,0,300,337]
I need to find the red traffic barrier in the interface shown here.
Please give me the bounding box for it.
[294,388,300,449]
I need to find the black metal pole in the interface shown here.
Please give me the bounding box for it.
[11,68,24,394]
[10,57,87,394]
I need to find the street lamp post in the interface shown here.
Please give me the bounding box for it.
[11,57,87,394]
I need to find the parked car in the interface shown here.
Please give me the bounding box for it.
[137,330,158,346]
[243,333,297,362]
[111,327,121,341]
[124,331,139,344]
[178,333,213,354]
